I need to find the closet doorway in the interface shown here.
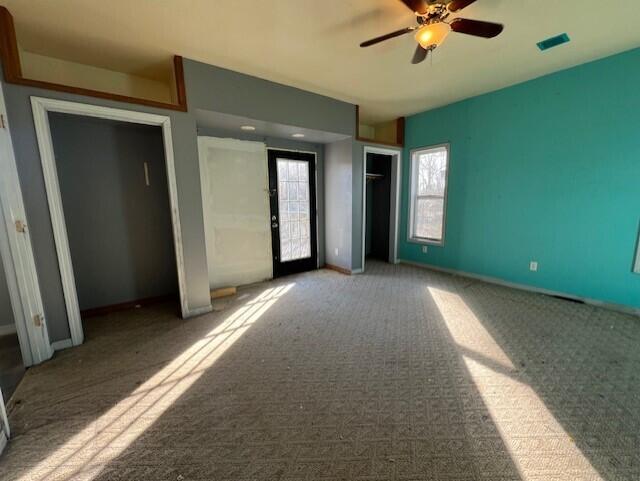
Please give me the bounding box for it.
[31,97,189,347]
[361,146,402,271]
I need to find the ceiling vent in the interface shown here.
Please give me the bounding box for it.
[537,33,570,51]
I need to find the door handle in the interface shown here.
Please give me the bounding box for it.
[272,222,278,228]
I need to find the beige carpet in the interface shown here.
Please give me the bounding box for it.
[0,261,638,481]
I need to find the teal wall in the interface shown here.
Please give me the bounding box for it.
[400,47,640,309]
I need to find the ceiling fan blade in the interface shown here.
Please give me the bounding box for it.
[447,0,478,12]
[450,18,503,38]
[399,0,431,14]
[360,27,415,47]
[411,45,429,64]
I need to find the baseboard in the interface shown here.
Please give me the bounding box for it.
[0,324,16,336]
[80,294,176,318]
[399,259,640,317]
[51,338,73,351]
[185,304,213,318]
[325,264,352,275]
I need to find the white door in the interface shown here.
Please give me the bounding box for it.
[198,137,273,289]
[0,82,53,366]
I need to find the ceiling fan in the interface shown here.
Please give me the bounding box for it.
[360,0,504,64]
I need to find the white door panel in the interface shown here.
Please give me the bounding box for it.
[198,136,272,289]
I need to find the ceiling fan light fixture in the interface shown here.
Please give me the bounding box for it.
[415,22,451,49]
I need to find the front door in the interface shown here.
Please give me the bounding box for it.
[268,150,317,278]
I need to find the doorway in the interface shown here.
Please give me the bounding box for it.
[360,146,402,271]
[268,149,318,278]
[31,97,190,347]
[365,153,392,262]
[48,113,179,320]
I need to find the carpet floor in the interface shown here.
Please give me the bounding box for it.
[0,261,638,481]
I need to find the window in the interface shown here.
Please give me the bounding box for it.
[409,144,449,245]
[277,158,311,262]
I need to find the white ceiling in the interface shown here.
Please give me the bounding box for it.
[2,0,639,122]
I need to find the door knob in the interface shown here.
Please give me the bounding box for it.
[272,222,278,228]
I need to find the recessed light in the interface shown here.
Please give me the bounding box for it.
[292,133,305,138]
[240,125,256,131]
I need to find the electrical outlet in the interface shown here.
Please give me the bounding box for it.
[422,246,428,254]
[529,261,538,272]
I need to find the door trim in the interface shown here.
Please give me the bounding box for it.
[0,84,52,366]
[31,97,190,347]
[361,145,402,272]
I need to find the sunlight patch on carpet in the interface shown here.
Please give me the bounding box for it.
[22,283,294,481]
[428,287,602,480]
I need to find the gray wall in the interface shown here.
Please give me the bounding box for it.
[184,60,356,137]
[50,113,178,310]
[324,138,353,270]
[197,127,326,266]
[1,62,211,343]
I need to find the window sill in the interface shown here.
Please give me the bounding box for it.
[408,237,444,247]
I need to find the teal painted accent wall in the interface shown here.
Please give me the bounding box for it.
[400,48,640,309]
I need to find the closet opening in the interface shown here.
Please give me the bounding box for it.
[365,152,392,264]
[360,146,402,272]
[49,113,180,324]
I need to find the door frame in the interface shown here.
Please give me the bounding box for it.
[267,147,320,269]
[361,145,402,272]
[31,97,189,347]
[0,84,52,367]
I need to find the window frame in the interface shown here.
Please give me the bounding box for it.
[634,224,640,274]
[407,143,450,246]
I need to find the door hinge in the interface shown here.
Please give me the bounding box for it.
[33,314,43,327]
[15,220,26,233]
[0,114,5,129]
